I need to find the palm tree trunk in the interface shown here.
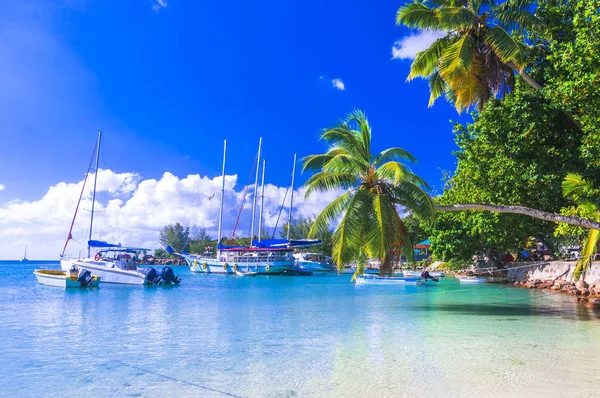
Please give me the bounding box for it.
[436,204,600,230]
[379,252,394,276]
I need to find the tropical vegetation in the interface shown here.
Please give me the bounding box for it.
[303,110,435,277]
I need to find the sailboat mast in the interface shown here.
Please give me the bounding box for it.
[250,137,262,245]
[258,159,266,243]
[217,140,227,245]
[287,153,297,240]
[87,130,102,257]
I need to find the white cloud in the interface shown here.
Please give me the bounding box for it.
[0,184,5,192]
[152,0,167,12]
[0,169,342,259]
[392,30,446,60]
[332,78,345,90]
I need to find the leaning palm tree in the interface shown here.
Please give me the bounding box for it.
[561,173,600,281]
[396,0,541,112]
[303,110,435,277]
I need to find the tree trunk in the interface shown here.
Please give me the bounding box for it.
[379,252,394,276]
[436,204,600,230]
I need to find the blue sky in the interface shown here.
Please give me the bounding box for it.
[0,1,469,258]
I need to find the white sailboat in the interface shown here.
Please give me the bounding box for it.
[20,245,28,262]
[59,131,181,285]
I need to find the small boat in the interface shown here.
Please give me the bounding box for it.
[293,253,336,273]
[456,275,488,284]
[21,245,28,262]
[235,270,257,276]
[402,270,445,278]
[281,266,313,276]
[34,268,100,288]
[355,274,422,285]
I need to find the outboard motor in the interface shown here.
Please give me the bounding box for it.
[77,269,96,287]
[144,266,164,285]
[421,271,439,282]
[161,266,181,284]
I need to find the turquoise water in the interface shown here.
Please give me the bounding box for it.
[1,261,599,397]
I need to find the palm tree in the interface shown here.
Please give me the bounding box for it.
[396,0,541,112]
[303,110,435,277]
[561,173,600,280]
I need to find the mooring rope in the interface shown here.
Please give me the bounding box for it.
[111,359,244,398]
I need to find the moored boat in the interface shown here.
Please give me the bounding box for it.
[235,270,257,276]
[355,274,422,285]
[293,252,336,273]
[401,270,445,278]
[456,275,489,284]
[34,268,100,288]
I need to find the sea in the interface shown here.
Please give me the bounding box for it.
[1,260,599,397]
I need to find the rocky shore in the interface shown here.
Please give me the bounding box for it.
[514,277,600,309]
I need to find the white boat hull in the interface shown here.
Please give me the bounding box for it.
[295,261,336,273]
[355,275,421,285]
[187,258,292,275]
[34,270,100,288]
[401,270,445,278]
[61,259,146,285]
[457,276,488,284]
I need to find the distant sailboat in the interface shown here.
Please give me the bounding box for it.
[21,245,28,262]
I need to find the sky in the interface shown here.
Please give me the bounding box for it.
[0,1,469,259]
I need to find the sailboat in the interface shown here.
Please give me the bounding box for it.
[59,131,181,285]
[169,139,320,274]
[20,245,28,262]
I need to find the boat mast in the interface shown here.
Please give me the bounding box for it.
[217,140,227,246]
[258,159,266,243]
[250,137,262,245]
[287,153,297,240]
[87,130,102,258]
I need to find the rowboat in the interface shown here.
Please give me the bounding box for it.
[235,270,257,277]
[34,268,100,288]
[355,274,422,285]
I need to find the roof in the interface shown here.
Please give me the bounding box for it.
[414,239,431,249]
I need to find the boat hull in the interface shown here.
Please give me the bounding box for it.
[295,261,336,273]
[457,276,489,284]
[355,275,422,285]
[187,258,292,275]
[34,270,100,288]
[402,270,445,278]
[61,259,146,285]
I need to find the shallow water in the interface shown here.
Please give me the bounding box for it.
[1,261,599,397]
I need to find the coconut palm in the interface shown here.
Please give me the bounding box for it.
[396,0,541,112]
[561,173,600,280]
[303,110,435,277]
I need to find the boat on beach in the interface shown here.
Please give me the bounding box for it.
[355,274,422,285]
[34,268,100,288]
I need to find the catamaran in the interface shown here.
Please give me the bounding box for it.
[59,131,181,285]
[169,139,320,274]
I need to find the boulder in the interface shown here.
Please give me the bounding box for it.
[576,280,589,290]
[578,288,590,297]
[591,298,600,308]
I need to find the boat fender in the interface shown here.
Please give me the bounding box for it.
[161,266,181,284]
[202,262,207,270]
[94,253,101,261]
[193,259,198,267]
[266,265,270,272]
[223,262,228,271]
[233,263,238,272]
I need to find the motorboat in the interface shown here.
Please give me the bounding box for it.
[401,270,445,278]
[293,252,336,273]
[235,270,257,277]
[456,275,489,284]
[355,274,422,285]
[34,267,100,288]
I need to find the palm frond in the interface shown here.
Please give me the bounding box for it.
[428,70,448,106]
[392,181,436,223]
[408,35,454,80]
[562,173,596,203]
[331,189,371,269]
[439,34,476,81]
[436,7,476,30]
[376,161,411,186]
[321,127,368,164]
[309,190,353,237]
[396,2,440,29]
[304,171,357,196]
[492,9,540,33]
[572,228,600,281]
[365,193,400,260]
[484,26,526,69]
[346,110,372,162]
[374,147,418,165]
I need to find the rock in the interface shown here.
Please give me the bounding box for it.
[551,285,561,291]
[591,298,600,308]
[514,281,520,286]
[576,280,589,290]
[579,288,590,296]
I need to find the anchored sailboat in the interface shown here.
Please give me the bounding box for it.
[59,131,181,285]
[20,245,28,262]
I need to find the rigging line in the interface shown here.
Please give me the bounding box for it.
[61,140,98,257]
[111,360,244,398]
[271,174,293,239]
[231,153,258,240]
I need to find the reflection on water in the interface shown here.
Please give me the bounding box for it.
[1,262,599,397]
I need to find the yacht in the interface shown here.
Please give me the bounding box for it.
[293,252,336,273]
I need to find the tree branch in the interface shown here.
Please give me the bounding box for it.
[436,204,600,230]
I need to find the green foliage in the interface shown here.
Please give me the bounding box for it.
[396,0,539,112]
[158,222,191,253]
[154,248,168,258]
[404,213,429,246]
[280,216,334,256]
[539,0,600,168]
[303,110,434,275]
[429,84,586,261]
[189,227,214,255]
